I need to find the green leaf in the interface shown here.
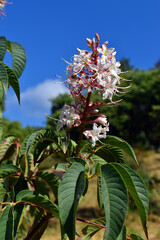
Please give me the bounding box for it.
[0,82,3,139]
[0,182,8,203]
[80,218,105,240]
[32,178,50,198]
[130,234,144,240]
[116,225,126,240]
[0,36,7,61]
[103,135,138,164]
[111,163,149,238]
[34,140,54,164]
[0,165,18,178]
[94,145,124,163]
[101,164,128,240]
[0,61,8,93]
[66,139,77,157]
[16,190,59,217]
[0,136,18,162]
[91,154,107,165]
[66,157,86,166]
[97,176,103,208]
[7,41,26,78]
[58,163,85,240]
[3,63,20,104]
[0,205,12,240]
[26,129,59,155]
[35,171,60,199]
[26,210,49,240]
[5,205,14,239]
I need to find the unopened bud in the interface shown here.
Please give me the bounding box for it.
[86,38,92,45]
[103,41,108,45]
[77,48,81,53]
[95,33,100,42]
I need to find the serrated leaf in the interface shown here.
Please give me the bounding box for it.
[66,139,77,157]
[0,205,12,240]
[0,165,18,178]
[34,140,54,164]
[26,129,59,155]
[2,62,20,103]
[80,218,105,240]
[103,135,138,164]
[91,154,107,165]
[35,171,60,199]
[0,82,3,139]
[0,182,8,203]
[58,163,85,240]
[112,163,149,238]
[16,190,59,217]
[130,234,144,240]
[101,164,128,240]
[94,145,124,163]
[0,136,18,162]
[7,41,26,78]
[0,36,7,61]
[0,61,8,93]
[67,157,86,166]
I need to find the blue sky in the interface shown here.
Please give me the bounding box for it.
[0,0,160,127]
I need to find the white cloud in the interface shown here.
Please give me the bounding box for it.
[4,79,68,127]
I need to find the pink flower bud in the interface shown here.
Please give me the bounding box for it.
[95,33,100,42]
[86,38,92,45]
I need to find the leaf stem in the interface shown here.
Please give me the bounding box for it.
[76,217,105,228]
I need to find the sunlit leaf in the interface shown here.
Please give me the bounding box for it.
[93,145,124,163]
[112,163,149,238]
[103,135,138,164]
[0,36,7,61]
[7,41,26,78]
[0,165,18,178]
[0,182,8,203]
[101,164,128,240]
[0,136,18,162]
[0,82,3,139]
[0,61,8,93]
[26,129,59,155]
[58,163,85,240]
[0,205,12,240]
[16,190,59,217]
[3,63,20,103]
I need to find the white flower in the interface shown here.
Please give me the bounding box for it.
[97,44,115,57]
[57,104,80,130]
[83,123,109,146]
[95,116,108,126]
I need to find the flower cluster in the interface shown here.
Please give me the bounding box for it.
[55,34,129,147]
[66,35,128,101]
[0,0,10,15]
[84,122,109,147]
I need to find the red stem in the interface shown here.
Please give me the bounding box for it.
[75,92,92,156]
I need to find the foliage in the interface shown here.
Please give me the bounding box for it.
[0,34,149,240]
[2,118,38,142]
